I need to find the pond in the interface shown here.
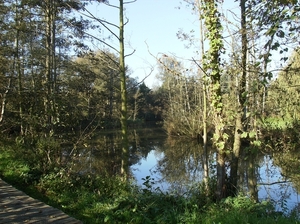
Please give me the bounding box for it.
[68,128,300,213]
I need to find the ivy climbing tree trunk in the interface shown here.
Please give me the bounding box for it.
[202,0,227,200]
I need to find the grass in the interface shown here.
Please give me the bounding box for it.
[0,139,299,224]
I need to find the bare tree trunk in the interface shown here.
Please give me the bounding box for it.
[45,0,52,135]
[0,78,11,123]
[109,73,114,121]
[230,0,247,195]
[197,0,209,192]
[13,2,24,135]
[44,0,57,136]
[216,149,226,198]
[51,0,57,125]
[248,151,258,202]
[202,78,209,192]
[230,112,243,193]
[119,0,129,178]
[133,88,140,121]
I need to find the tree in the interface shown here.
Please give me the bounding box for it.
[157,55,205,137]
[59,50,121,131]
[172,0,300,201]
[0,0,13,125]
[267,48,300,122]
[83,0,135,178]
[228,0,248,196]
[0,0,90,137]
[119,0,129,177]
[202,0,227,200]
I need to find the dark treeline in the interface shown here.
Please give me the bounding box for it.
[0,0,163,139]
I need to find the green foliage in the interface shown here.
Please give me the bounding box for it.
[157,57,206,137]
[266,49,300,123]
[1,141,299,224]
[200,195,300,224]
[263,117,294,130]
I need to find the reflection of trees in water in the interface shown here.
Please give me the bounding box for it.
[155,136,300,209]
[155,137,212,193]
[68,132,123,176]
[66,128,300,211]
[68,129,166,177]
[237,150,262,201]
[270,149,300,212]
[257,128,300,212]
[272,151,300,193]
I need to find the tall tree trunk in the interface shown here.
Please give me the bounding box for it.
[109,73,114,121]
[45,0,52,135]
[248,151,258,202]
[230,0,248,195]
[133,88,140,121]
[119,0,129,178]
[51,0,57,125]
[202,0,226,200]
[44,0,57,136]
[197,0,209,192]
[230,112,243,193]
[13,1,24,135]
[0,78,11,123]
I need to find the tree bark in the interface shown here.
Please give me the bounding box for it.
[197,0,209,192]
[0,78,11,123]
[119,0,129,178]
[229,0,248,195]
[13,2,24,135]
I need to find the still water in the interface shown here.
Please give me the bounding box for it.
[70,128,300,213]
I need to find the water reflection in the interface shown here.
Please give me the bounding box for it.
[67,128,300,213]
[66,128,166,176]
[259,155,300,213]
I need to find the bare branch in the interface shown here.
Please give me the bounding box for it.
[191,57,209,77]
[124,0,137,4]
[259,180,291,186]
[125,49,136,58]
[127,67,154,90]
[65,18,119,52]
[124,17,129,26]
[104,2,119,9]
[66,3,120,40]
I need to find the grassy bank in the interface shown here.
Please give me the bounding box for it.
[0,139,299,224]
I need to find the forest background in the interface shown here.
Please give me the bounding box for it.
[0,0,300,223]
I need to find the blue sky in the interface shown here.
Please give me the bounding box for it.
[86,0,201,87]
[86,0,240,87]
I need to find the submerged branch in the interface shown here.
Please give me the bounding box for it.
[259,180,292,186]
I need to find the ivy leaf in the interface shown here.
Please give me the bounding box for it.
[253,140,261,147]
[276,30,285,38]
[249,131,256,138]
[271,42,280,50]
[217,141,225,150]
[241,132,248,138]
